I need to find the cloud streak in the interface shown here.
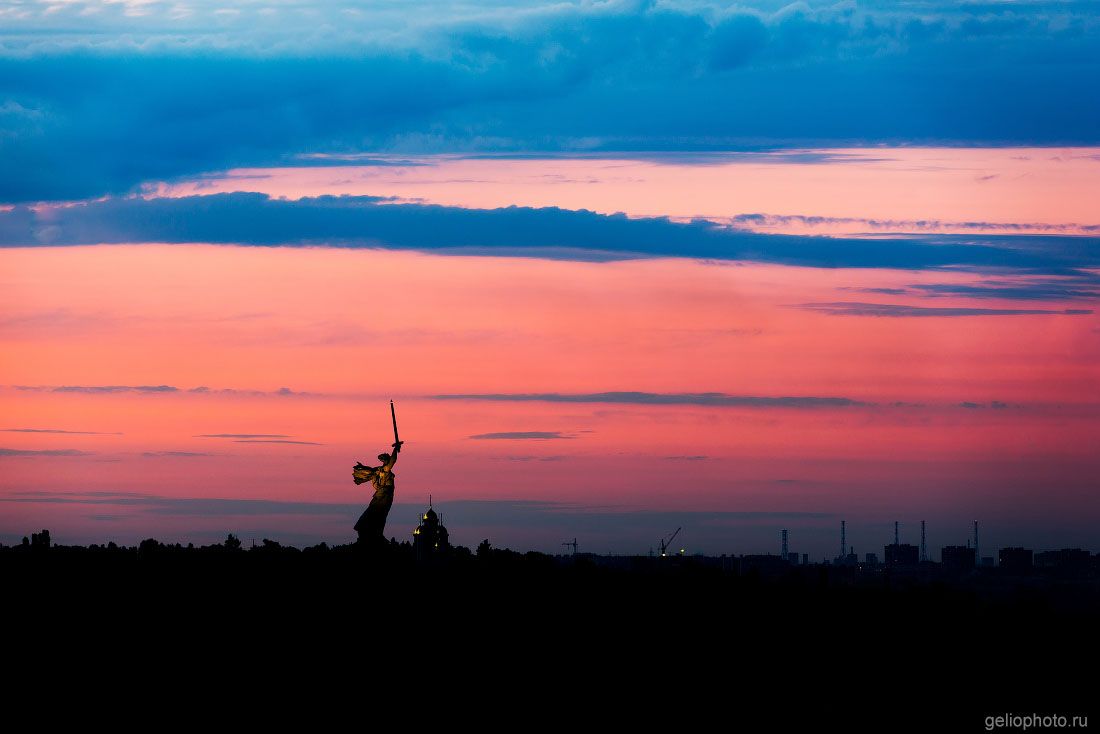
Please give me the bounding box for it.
[910,281,1100,302]
[0,447,92,457]
[794,302,1094,318]
[731,213,1100,236]
[469,431,574,440]
[435,392,865,408]
[194,433,322,445]
[10,384,314,397]
[41,385,177,394]
[2,428,121,435]
[192,434,321,445]
[196,434,291,439]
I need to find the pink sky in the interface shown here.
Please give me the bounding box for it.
[2,246,1098,554]
[155,148,1100,235]
[3,149,1099,555]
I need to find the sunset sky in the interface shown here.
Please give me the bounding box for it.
[2,0,1098,557]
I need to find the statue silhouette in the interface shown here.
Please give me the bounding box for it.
[353,440,403,547]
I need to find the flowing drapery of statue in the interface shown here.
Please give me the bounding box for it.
[352,400,404,547]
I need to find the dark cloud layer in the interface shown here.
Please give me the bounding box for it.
[4,193,1099,276]
[2,2,1099,202]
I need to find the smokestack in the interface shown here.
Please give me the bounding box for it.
[894,521,899,546]
[841,521,847,557]
[781,529,789,559]
[920,520,927,562]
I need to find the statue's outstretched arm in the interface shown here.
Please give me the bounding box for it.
[383,441,402,471]
[352,462,377,485]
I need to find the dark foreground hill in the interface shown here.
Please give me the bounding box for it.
[3,535,1094,725]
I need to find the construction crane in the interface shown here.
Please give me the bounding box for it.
[562,538,578,556]
[658,527,682,557]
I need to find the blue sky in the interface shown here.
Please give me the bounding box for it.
[3,0,1099,202]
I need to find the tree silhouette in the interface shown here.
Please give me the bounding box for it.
[138,538,162,557]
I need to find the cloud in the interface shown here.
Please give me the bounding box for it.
[195,433,321,445]
[469,431,574,440]
[188,386,316,396]
[794,302,1094,317]
[843,273,1100,303]
[2,2,1100,201]
[842,287,910,296]
[2,428,121,435]
[5,193,1100,276]
[0,447,93,456]
[436,392,865,408]
[583,151,890,167]
[664,455,709,461]
[957,401,1010,410]
[140,451,215,457]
